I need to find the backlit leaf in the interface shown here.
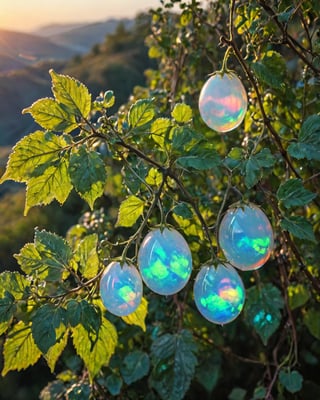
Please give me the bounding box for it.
[23,98,78,133]
[150,118,171,147]
[0,271,29,299]
[122,297,148,331]
[69,145,107,209]
[45,325,69,373]
[50,69,91,119]
[72,316,117,381]
[2,321,41,376]
[128,99,155,128]
[116,195,144,227]
[75,233,99,279]
[171,103,192,123]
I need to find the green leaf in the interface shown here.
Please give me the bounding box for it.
[287,284,310,310]
[120,351,150,385]
[228,387,247,400]
[66,300,101,337]
[145,167,163,186]
[303,308,320,339]
[50,69,91,118]
[150,118,172,147]
[177,142,221,170]
[69,145,107,209]
[244,148,275,188]
[31,304,66,354]
[0,131,69,184]
[244,284,284,345]
[116,195,145,227]
[128,99,155,128]
[121,297,148,331]
[173,202,193,219]
[280,215,316,242]
[0,271,29,299]
[25,155,72,215]
[66,383,91,400]
[171,126,203,152]
[277,179,316,208]
[251,51,286,89]
[279,370,303,393]
[288,115,320,160]
[196,352,221,393]
[72,316,117,381]
[75,234,99,279]
[23,98,78,133]
[45,325,69,373]
[0,291,16,324]
[105,374,123,396]
[15,230,72,282]
[2,321,42,376]
[150,329,198,400]
[103,90,115,108]
[171,103,192,123]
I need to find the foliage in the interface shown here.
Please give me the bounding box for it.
[0,1,319,399]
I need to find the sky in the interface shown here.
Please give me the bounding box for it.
[0,0,161,32]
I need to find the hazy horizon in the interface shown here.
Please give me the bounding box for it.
[0,0,160,33]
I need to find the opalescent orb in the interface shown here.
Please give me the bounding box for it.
[218,203,273,271]
[198,72,248,132]
[193,263,245,324]
[138,228,192,295]
[100,261,143,316]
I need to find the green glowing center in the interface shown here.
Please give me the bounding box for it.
[238,236,270,254]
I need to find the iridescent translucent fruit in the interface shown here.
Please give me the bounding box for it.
[100,261,143,317]
[198,72,248,132]
[138,228,192,295]
[193,263,246,324]
[218,203,274,271]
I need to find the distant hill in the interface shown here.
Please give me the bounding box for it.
[33,23,87,37]
[48,19,134,54]
[0,29,76,72]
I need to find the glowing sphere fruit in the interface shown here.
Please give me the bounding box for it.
[100,262,143,316]
[198,72,248,132]
[138,228,192,295]
[194,263,245,324]
[218,203,273,271]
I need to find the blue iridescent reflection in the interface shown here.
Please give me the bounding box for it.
[194,263,245,324]
[218,203,273,271]
[100,262,142,316]
[138,228,192,295]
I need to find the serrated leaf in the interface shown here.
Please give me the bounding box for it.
[288,114,320,160]
[287,284,310,310]
[128,99,155,128]
[177,143,221,170]
[171,103,192,123]
[0,291,16,324]
[31,304,66,354]
[303,308,320,339]
[2,321,41,376]
[67,300,101,336]
[25,155,72,215]
[23,98,78,133]
[150,329,198,400]
[277,179,316,208]
[120,351,150,385]
[0,131,69,184]
[72,316,117,381]
[0,271,29,299]
[279,370,303,393]
[69,145,107,209]
[244,148,275,188]
[150,118,172,147]
[171,126,203,152]
[116,195,144,227]
[45,325,69,373]
[280,215,316,242]
[244,284,284,345]
[15,230,72,281]
[75,234,99,279]
[251,51,286,89]
[122,297,148,331]
[50,69,91,118]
